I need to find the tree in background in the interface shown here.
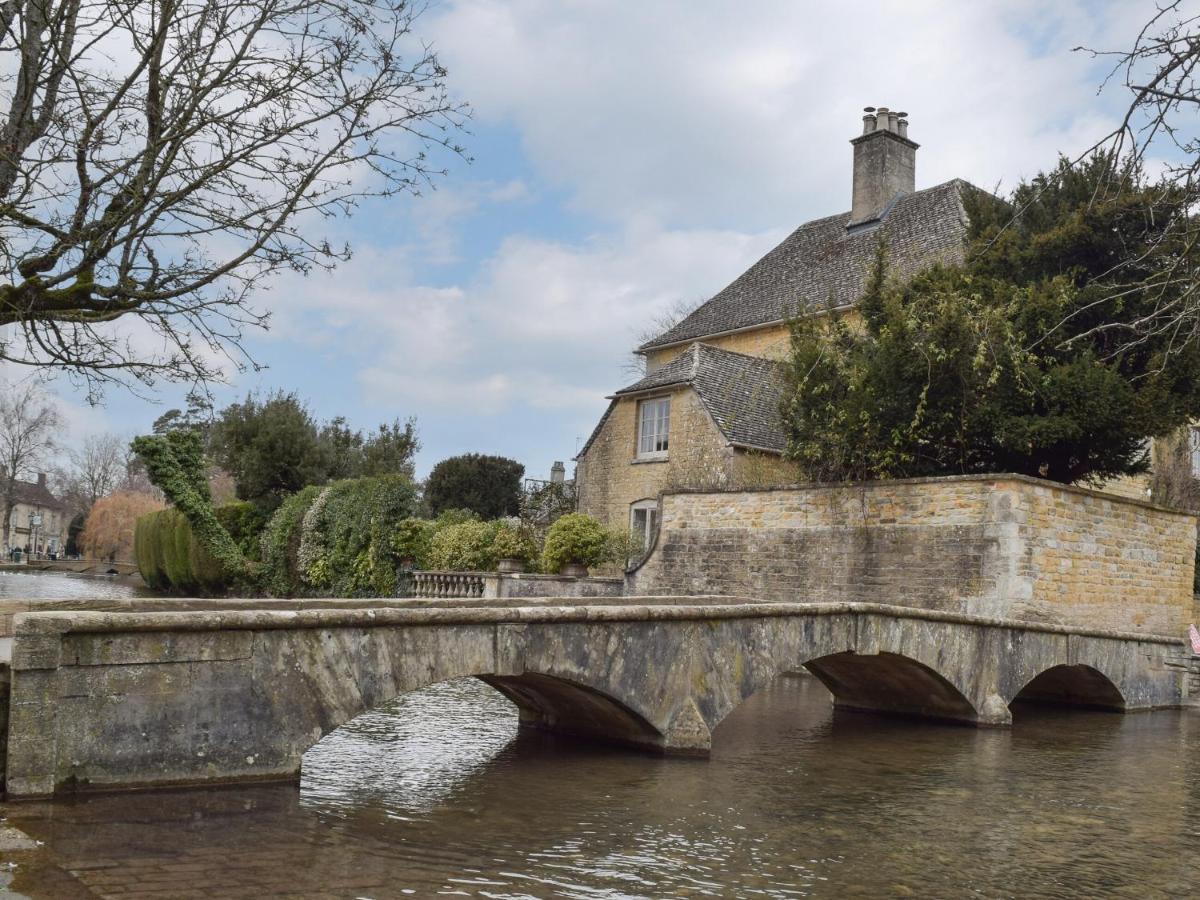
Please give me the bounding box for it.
[0,383,61,550]
[782,155,1200,485]
[80,491,165,562]
[209,392,332,512]
[210,393,420,511]
[425,454,525,520]
[68,434,127,509]
[0,0,465,398]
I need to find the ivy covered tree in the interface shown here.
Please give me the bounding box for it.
[782,154,1200,485]
[425,454,525,519]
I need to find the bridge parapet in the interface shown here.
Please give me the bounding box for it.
[628,474,1199,635]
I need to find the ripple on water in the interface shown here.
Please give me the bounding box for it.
[3,674,1200,898]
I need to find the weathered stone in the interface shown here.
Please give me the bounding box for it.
[0,601,1186,798]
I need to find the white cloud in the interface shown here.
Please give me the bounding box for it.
[429,0,1148,228]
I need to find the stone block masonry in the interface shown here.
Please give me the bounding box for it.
[627,474,1198,635]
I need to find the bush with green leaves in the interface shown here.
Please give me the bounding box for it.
[491,522,539,566]
[215,501,269,561]
[391,517,436,569]
[133,505,243,595]
[427,519,501,571]
[259,485,322,597]
[295,475,419,595]
[541,513,611,573]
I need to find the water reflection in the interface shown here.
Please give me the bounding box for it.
[4,675,1200,898]
[0,570,147,600]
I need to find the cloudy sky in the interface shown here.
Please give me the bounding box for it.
[42,0,1153,481]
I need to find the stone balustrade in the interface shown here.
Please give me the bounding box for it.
[411,571,486,599]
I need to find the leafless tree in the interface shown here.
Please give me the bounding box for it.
[68,432,126,507]
[1071,2,1200,351]
[0,0,467,399]
[0,382,62,549]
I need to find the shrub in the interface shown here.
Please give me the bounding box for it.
[491,522,538,566]
[215,501,268,561]
[427,520,500,571]
[259,485,322,597]
[295,475,419,596]
[392,517,435,569]
[134,510,169,590]
[541,513,610,573]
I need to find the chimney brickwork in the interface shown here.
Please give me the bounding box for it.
[849,105,918,226]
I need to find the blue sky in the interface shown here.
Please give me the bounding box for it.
[46,0,1150,482]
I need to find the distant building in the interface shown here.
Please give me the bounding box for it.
[5,473,66,556]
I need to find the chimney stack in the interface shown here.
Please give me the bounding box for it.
[550,461,566,484]
[36,473,46,488]
[849,105,918,226]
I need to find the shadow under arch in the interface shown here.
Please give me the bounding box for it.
[480,672,667,751]
[802,651,981,725]
[1010,664,1126,713]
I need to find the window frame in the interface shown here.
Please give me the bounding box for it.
[630,499,660,551]
[636,395,671,459]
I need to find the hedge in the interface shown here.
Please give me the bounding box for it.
[134,502,270,596]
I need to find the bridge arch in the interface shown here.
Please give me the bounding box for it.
[803,651,981,723]
[1009,664,1126,712]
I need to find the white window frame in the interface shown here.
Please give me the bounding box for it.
[636,396,671,459]
[630,499,659,551]
[1190,427,1200,477]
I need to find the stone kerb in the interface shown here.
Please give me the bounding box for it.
[626,473,1198,635]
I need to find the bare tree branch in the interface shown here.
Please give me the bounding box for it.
[0,0,468,399]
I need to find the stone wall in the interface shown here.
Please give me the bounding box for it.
[627,474,1198,635]
[576,387,732,532]
[576,386,800,533]
[643,323,790,372]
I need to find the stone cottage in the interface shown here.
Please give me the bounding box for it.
[575,106,984,542]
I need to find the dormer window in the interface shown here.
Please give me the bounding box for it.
[637,396,670,458]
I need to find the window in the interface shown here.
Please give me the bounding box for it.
[637,396,670,458]
[630,500,659,551]
[1191,428,1200,476]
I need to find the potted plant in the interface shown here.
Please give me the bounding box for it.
[541,513,610,577]
[491,524,537,574]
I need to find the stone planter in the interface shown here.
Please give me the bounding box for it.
[497,558,526,574]
[558,562,588,578]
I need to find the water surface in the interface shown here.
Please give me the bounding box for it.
[3,675,1198,898]
[0,570,148,601]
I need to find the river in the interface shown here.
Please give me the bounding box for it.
[1,574,1198,898]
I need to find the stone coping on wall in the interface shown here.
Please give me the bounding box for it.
[660,471,1199,519]
[9,599,1186,649]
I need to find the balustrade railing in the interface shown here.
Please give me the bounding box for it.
[411,570,487,599]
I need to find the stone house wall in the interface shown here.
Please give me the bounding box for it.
[627,474,1198,635]
[576,386,799,533]
[644,323,791,373]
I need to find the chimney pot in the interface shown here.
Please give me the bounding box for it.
[37,473,46,487]
[862,113,876,134]
[550,461,566,484]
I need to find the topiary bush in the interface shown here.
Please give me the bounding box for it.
[295,475,419,596]
[259,485,322,597]
[427,520,501,571]
[541,513,610,574]
[134,510,169,590]
[215,501,268,561]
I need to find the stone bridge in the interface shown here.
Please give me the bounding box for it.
[3,598,1191,798]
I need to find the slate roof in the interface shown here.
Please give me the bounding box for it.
[640,178,973,351]
[584,343,789,454]
[11,477,64,510]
